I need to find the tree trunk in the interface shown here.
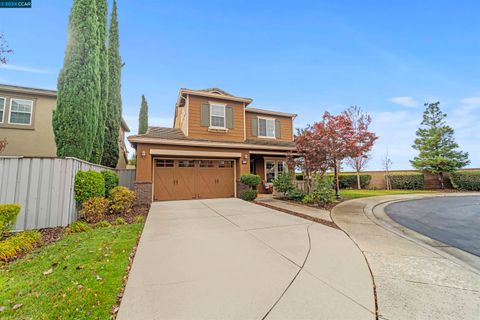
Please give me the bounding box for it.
[438,172,445,189]
[334,160,340,199]
[356,170,361,190]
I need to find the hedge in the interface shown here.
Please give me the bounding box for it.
[327,174,372,189]
[101,170,119,196]
[74,170,106,205]
[0,204,21,234]
[387,173,424,190]
[450,171,480,191]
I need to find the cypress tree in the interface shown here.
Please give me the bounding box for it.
[53,0,100,160]
[91,0,108,163]
[411,102,470,188]
[101,0,121,167]
[138,95,149,134]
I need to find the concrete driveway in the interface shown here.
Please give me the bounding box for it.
[386,195,480,256]
[117,198,375,320]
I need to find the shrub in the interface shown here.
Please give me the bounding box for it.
[241,189,258,201]
[0,230,41,261]
[113,217,126,225]
[109,186,135,215]
[101,170,119,196]
[74,170,105,205]
[240,174,261,190]
[79,197,109,223]
[96,220,111,228]
[302,194,315,204]
[273,172,295,196]
[340,174,371,189]
[311,175,335,205]
[388,173,424,190]
[134,215,145,224]
[66,221,91,233]
[450,171,480,191]
[0,204,21,235]
[287,189,306,201]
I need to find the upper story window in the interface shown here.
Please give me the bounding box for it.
[9,98,33,125]
[258,117,275,138]
[0,97,5,123]
[210,103,226,128]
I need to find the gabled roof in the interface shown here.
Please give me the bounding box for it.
[0,83,57,97]
[177,87,253,106]
[128,126,295,150]
[245,107,297,118]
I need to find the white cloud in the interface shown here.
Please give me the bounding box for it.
[0,64,53,74]
[389,96,419,107]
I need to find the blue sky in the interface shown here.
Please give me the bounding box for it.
[1,0,479,170]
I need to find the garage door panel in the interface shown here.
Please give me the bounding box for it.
[174,160,196,200]
[154,160,175,201]
[154,159,235,201]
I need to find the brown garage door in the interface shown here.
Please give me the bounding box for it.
[153,159,235,201]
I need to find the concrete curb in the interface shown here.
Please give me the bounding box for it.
[362,193,480,274]
[332,193,480,320]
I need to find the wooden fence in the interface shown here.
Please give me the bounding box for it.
[0,157,135,231]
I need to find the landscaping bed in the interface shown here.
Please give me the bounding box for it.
[0,222,144,319]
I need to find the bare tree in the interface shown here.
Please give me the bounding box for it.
[346,154,371,189]
[0,33,13,64]
[382,151,393,190]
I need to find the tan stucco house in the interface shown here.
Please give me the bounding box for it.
[0,84,130,168]
[128,88,297,204]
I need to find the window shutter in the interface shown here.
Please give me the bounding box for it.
[251,116,258,136]
[275,119,281,138]
[200,103,210,127]
[226,106,234,129]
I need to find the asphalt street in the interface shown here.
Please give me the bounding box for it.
[385,196,480,257]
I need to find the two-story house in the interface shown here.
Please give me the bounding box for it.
[128,88,297,203]
[0,84,130,168]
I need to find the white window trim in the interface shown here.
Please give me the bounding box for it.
[208,102,227,130]
[8,98,33,126]
[0,96,5,123]
[258,116,276,139]
[264,159,287,183]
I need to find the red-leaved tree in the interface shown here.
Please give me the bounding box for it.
[344,106,378,189]
[291,112,357,197]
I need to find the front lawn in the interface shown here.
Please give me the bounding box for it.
[0,223,143,319]
[340,189,435,199]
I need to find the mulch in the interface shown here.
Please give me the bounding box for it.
[255,201,339,229]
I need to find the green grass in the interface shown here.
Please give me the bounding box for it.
[340,189,435,199]
[0,223,143,319]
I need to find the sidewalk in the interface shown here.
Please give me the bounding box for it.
[331,194,480,320]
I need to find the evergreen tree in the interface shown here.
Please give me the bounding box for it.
[138,95,149,134]
[411,102,470,188]
[53,0,100,161]
[101,0,121,167]
[91,0,108,163]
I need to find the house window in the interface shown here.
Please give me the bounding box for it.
[210,103,226,128]
[0,97,5,123]
[178,160,195,167]
[9,98,33,125]
[258,118,275,138]
[199,160,214,168]
[218,160,233,168]
[265,160,287,183]
[155,159,174,167]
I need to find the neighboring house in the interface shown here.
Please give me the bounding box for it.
[0,84,130,168]
[128,87,297,203]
